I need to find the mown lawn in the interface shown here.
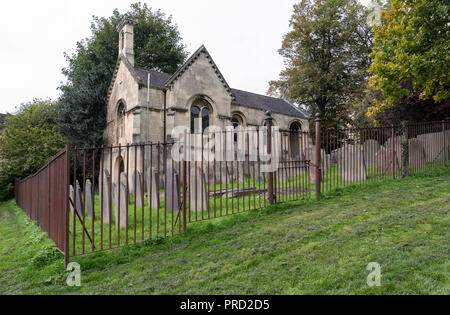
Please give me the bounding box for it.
[0,167,449,295]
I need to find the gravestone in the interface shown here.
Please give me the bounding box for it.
[99,169,111,223]
[134,171,143,208]
[384,136,402,165]
[363,139,381,166]
[338,145,367,183]
[75,180,84,216]
[408,138,426,167]
[165,165,180,212]
[189,166,209,213]
[85,179,93,220]
[69,185,74,214]
[114,173,128,229]
[417,132,445,161]
[375,146,399,174]
[147,168,160,210]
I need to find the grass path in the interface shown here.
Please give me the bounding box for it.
[0,168,449,294]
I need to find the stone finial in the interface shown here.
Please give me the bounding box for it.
[117,14,137,32]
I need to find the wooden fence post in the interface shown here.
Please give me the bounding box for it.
[315,116,322,200]
[265,111,274,205]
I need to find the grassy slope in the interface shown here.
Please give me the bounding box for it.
[0,168,449,295]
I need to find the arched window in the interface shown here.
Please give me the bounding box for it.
[118,103,126,139]
[289,122,302,158]
[190,105,200,134]
[231,114,243,143]
[190,99,211,134]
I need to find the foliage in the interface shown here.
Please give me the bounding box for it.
[269,0,373,129]
[58,2,188,147]
[368,0,450,119]
[375,80,450,125]
[0,100,66,200]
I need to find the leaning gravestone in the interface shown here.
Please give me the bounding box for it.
[69,185,74,214]
[338,145,367,183]
[165,165,180,212]
[363,139,381,166]
[147,168,160,210]
[85,179,93,220]
[408,138,426,167]
[99,169,111,223]
[114,173,128,229]
[417,132,444,161]
[189,166,209,213]
[75,180,84,216]
[385,136,402,166]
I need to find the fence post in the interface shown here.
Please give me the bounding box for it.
[442,121,447,167]
[265,111,274,205]
[391,124,395,179]
[401,121,409,178]
[182,130,187,232]
[65,145,70,269]
[315,116,322,200]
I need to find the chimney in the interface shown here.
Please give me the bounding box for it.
[117,15,136,66]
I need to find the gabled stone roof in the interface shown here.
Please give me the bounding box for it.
[164,45,235,100]
[107,48,309,119]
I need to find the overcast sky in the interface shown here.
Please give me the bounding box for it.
[0,0,371,113]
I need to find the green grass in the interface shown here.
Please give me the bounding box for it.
[0,167,449,294]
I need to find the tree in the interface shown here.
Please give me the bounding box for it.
[58,2,188,147]
[0,100,66,200]
[368,0,450,120]
[269,0,373,129]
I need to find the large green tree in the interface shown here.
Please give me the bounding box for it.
[269,0,373,129]
[368,0,450,120]
[58,2,187,147]
[0,100,66,200]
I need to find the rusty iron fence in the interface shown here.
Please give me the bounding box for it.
[14,147,70,266]
[14,119,450,266]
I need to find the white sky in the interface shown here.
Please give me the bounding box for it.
[0,0,371,113]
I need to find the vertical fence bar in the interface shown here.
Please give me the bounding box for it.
[265,112,274,205]
[315,117,322,200]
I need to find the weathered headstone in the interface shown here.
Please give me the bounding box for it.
[69,185,74,214]
[338,145,367,183]
[408,138,426,167]
[99,169,111,223]
[114,173,128,229]
[375,146,399,174]
[363,139,381,166]
[189,166,209,213]
[134,171,143,208]
[385,136,402,165]
[85,179,93,220]
[75,180,84,216]
[165,165,180,212]
[147,168,160,210]
[417,132,445,162]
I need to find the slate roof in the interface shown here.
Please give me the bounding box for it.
[134,67,172,89]
[231,89,308,119]
[135,67,308,119]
